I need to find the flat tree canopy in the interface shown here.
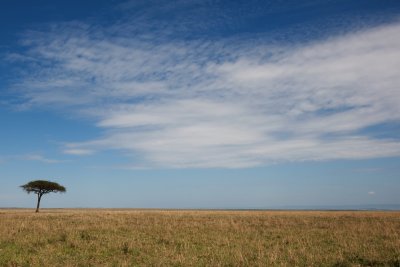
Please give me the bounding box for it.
[21,180,66,212]
[21,180,66,194]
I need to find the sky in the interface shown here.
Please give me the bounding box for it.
[1,0,400,209]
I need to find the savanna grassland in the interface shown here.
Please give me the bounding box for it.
[0,209,399,266]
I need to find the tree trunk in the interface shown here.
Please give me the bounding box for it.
[36,193,42,213]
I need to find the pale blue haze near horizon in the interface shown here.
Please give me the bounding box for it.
[1,0,400,209]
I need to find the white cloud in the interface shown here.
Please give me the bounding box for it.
[10,22,400,168]
[63,148,94,156]
[368,191,376,195]
[0,154,64,164]
[23,154,64,164]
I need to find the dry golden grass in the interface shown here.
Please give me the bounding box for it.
[0,209,399,266]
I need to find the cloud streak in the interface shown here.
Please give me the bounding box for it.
[9,20,400,168]
[23,154,64,164]
[0,154,64,164]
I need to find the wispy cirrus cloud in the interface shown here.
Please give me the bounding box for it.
[8,18,400,168]
[23,154,64,164]
[63,148,94,156]
[0,154,64,164]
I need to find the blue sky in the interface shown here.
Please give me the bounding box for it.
[1,0,400,209]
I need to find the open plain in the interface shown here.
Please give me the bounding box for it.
[0,209,399,266]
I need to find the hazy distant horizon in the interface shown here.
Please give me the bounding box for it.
[3,204,400,211]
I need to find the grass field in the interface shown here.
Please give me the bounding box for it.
[0,209,399,266]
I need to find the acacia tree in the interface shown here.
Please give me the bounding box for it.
[20,180,66,212]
